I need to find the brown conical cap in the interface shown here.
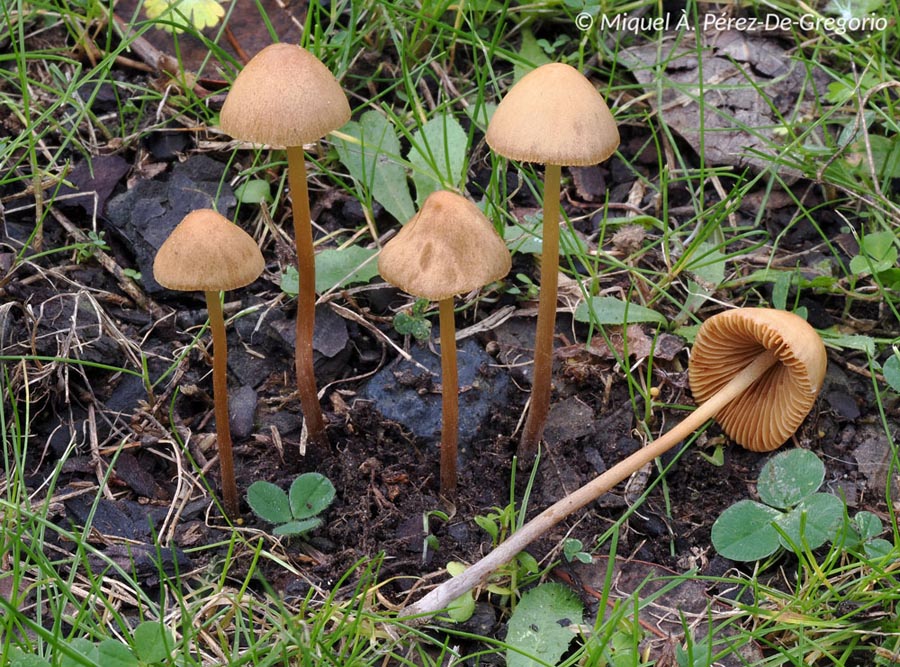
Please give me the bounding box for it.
[220,43,351,147]
[154,209,265,292]
[378,191,511,302]
[688,308,827,452]
[485,62,620,166]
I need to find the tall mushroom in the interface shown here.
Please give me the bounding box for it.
[402,308,827,618]
[485,62,620,465]
[154,209,265,518]
[219,43,351,449]
[378,191,511,497]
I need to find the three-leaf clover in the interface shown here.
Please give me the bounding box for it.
[711,449,844,561]
[247,473,336,537]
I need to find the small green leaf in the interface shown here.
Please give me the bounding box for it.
[775,492,844,552]
[273,517,323,536]
[883,353,900,391]
[574,296,667,326]
[334,111,416,224]
[289,472,336,520]
[854,510,884,541]
[711,499,781,561]
[234,179,272,205]
[821,330,876,355]
[61,638,98,667]
[393,311,432,340]
[505,583,583,667]
[849,231,898,275]
[864,539,894,559]
[757,449,825,509]
[96,639,138,667]
[246,481,293,524]
[513,26,552,82]
[444,591,476,623]
[314,245,380,293]
[8,648,51,667]
[408,114,468,205]
[133,621,173,663]
[280,266,299,296]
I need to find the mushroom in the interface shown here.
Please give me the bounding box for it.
[378,191,511,497]
[219,43,351,449]
[402,307,827,618]
[154,209,265,518]
[485,62,620,464]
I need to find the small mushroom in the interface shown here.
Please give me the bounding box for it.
[485,62,620,464]
[402,307,827,618]
[220,43,351,449]
[153,209,264,518]
[378,191,511,497]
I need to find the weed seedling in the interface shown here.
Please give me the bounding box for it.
[247,473,336,537]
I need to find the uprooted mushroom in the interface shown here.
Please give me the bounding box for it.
[402,307,828,618]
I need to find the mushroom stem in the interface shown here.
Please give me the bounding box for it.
[205,290,240,518]
[438,297,459,498]
[402,348,779,619]
[518,162,562,464]
[286,146,328,448]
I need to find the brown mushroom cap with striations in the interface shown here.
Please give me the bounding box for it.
[485,62,620,167]
[688,308,828,452]
[153,209,265,292]
[377,190,511,302]
[219,43,351,147]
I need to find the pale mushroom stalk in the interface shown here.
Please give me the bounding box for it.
[403,348,780,618]
[518,163,562,462]
[205,290,240,517]
[438,298,459,497]
[286,146,327,447]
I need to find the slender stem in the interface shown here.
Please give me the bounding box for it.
[438,298,459,498]
[205,290,239,518]
[518,163,562,464]
[403,350,779,619]
[285,146,328,448]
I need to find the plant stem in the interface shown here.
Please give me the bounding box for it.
[403,349,779,619]
[205,290,239,518]
[518,163,562,464]
[439,298,459,498]
[286,146,328,449]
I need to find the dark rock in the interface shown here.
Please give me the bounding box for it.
[360,338,510,450]
[104,154,236,293]
[229,384,258,440]
[543,397,596,446]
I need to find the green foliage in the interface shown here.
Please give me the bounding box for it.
[505,583,584,667]
[574,296,667,326]
[247,473,336,537]
[234,178,273,205]
[279,245,380,296]
[849,230,900,290]
[840,510,894,559]
[392,298,432,340]
[334,110,416,225]
[8,621,174,667]
[407,114,468,205]
[711,449,845,561]
[884,349,900,392]
[562,537,592,564]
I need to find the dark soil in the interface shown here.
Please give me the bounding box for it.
[2,2,899,660]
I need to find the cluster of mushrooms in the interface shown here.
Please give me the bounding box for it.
[153,44,829,619]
